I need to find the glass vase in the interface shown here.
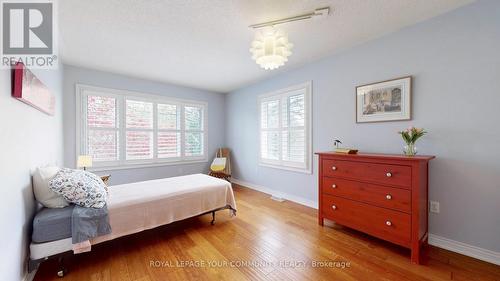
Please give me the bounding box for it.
[403,143,417,156]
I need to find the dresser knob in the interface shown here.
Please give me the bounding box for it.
[386,172,392,177]
[386,220,392,226]
[332,166,337,171]
[331,184,337,188]
[332,205,337,210]
[386,194,392,200]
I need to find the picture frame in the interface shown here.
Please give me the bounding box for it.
[12,62,55,116]
[356,76,411,123]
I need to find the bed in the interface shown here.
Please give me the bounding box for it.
[29,173,237,273]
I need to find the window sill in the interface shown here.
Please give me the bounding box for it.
[258,162,312,174]
[88,159,208,172]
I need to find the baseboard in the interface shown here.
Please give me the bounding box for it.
[23,269,37,281]
[232,178,500,266]
[428,234,500,265]
[232,178,318,209]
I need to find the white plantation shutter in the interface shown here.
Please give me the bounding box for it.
[260,99,280,160]
[184,106,204,157]
[126,100,154,160]
[157,103,181,158]
[86,95,119,162]
[77,85,207,168]
[283,94,305,163]
[259,82,312,173]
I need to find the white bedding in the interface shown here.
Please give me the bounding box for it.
[30,174,236,260]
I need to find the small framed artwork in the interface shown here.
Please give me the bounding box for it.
[356,76,411,123]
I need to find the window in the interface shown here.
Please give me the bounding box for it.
[77,85,207,169]
[258,82,312,173]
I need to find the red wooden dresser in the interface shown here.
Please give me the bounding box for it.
[317,152,435,264]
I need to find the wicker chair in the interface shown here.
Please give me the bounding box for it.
[208,148,231,182]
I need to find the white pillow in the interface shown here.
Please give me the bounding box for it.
[33,166,69,208]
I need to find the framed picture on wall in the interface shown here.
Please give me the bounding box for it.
[12,62,55,116]
[356,76,411,123]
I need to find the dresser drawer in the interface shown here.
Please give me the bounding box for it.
[322,159,412,188]
[322,195,411,247]
[322,177,411,213]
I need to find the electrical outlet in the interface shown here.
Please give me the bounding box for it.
[429,201,440,213]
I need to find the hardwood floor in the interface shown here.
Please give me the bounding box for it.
[34,184,500,281]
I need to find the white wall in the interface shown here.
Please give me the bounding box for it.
[226,0,500,253]
[63,65,226,185]
[0,66,64,280]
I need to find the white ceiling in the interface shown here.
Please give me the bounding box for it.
[59,0,473,93]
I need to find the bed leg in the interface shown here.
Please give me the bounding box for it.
[211,211,216,225]
[57,256,67,278]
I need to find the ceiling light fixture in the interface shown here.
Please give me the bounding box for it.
[249,27,293,70]
[249,7,330,70]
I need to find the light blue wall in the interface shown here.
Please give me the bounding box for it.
[226,0,500,252]
[0,66,64,281]
[63,65,226,185]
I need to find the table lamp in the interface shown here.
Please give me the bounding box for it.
[77,155,93,171]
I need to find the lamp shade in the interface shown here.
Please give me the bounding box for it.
[77,155,93,168]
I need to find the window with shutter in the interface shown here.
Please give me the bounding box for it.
[77,85,207,169]
[258,82,312,173]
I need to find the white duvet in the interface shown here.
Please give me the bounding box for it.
[92,173,237,244]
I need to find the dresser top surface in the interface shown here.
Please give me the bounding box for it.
[316,151,435,162]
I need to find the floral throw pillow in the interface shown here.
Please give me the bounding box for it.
[48,168,107,208]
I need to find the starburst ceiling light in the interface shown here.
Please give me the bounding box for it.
[250,28,293,70]
[249,7,330,70]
